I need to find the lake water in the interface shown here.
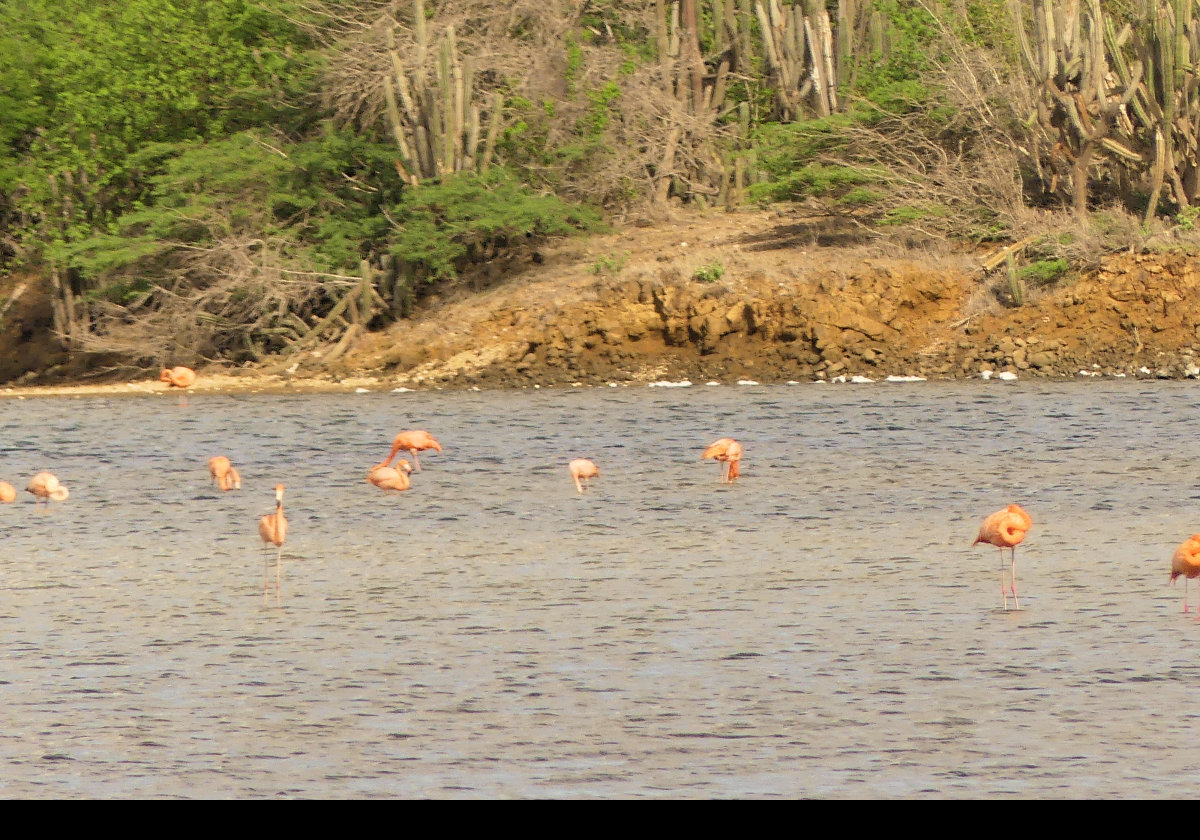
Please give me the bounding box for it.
[2,380,1199,798]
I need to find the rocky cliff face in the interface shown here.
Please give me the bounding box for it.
[332,218,1200,389]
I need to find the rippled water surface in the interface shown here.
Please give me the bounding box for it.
[3,380,1200,797]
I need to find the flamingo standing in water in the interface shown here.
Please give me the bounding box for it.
[973,503,1033,610]
[702,438,743,483]
[0,481,15,503]
[569,458,599,493]
[258,484,288,603]
[208,456,242,491]
[367,460,413,493]
[1171,534,1200,615]
[376,430,442,472]
[26,472,69,506]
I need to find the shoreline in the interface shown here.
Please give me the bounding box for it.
[2,366,1193,400]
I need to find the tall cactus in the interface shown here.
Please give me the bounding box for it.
[383,0,503,183]
[1012,0,1200,219]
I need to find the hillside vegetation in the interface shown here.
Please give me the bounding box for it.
[5,0,1200,382]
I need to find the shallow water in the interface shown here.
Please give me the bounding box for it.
[2,380,1199,798]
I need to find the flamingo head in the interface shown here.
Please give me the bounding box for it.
[274,484,285,502]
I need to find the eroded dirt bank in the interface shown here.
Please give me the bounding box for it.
[327,211,1200,389]
[4,208,1200,397]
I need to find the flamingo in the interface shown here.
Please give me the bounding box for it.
[972,503,1033,610]
[258,484,288,603]
[160,366,196,389]
[376,430,442,472]
[702,438,743,483]
[367,460,413,493]
[0,481,15,503]
[26,472,68,506]
[208,456,242,491]
[569,458,599,493]
[1171,534,1200,615]
[160,366,196,406]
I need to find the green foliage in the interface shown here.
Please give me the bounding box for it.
[750,161,884,204]
[590,251,628,275]
[84,277,153,305]
[692,261,725,284]
[565,35,585,95]
[1176,205,1200,231]
[750,118,894,205]
[856,1,941,95]
[55,127,408,281]
[0,0,318,255]
[880,204,941,226]
[496,77,629,204]
[1018,258,1069,287]
[579,82,622,139]
[578,1,656,61]
[387,168,604,281]
[750,118,853,180]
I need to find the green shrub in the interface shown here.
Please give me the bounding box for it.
[1018,258,1069,287]
[388,168,604,281]
[590,251,628,275]
[693,261,725,283]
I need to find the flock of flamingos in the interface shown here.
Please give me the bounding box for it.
[4,366,1200,612]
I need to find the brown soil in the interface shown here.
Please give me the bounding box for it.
[4,207,1200,397]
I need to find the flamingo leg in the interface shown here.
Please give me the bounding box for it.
[1010,548,1019,610]
[573,476,583,493]
[999,548,1008,610]
[410,449,421,472]
[275,545,283,606]
[1185,577,1190,614]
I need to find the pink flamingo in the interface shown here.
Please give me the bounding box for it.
[208,456,242,491]
[376,430,442,472]
[569,458,599,493]
[258,484,288,603]
[367,460,414,493]
[1171,534,1200,615]
[160,366,196,389]
[26,472,69,506]
[972,504,1033,609]
[702,438,743,483]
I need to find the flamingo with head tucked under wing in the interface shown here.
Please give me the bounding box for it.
[702,438,743,483]
[160,366,196,389]
[1171,534,1200,615]
[973,503,1033,610]
[26,472,69,506]
[160,366,196,406]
